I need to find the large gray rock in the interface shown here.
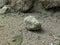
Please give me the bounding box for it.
[0,0,60,13]
[40,0,60,8]
[33,0,60,11]
[24,16,41,30]
[10,0,34,12]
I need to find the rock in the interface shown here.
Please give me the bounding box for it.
[0,5,10,14]
[24,16,41,30]
[0,0,8,8]
[10,0,34,12]
[33,0,60,12]
[32,0,44,12]
[40,0,60,9]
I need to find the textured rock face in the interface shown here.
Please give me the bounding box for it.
[0,0,8,8]
[33,0,60,11]
[0,0,60,13]
[24,16,41,30]
[10,0,34,12]
[40,0,60,8]
[0,5,11,14]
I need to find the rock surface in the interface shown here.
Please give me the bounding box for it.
[0,0,60,13]
[0,5,10,14]
[0,0,8,8]
[24,16,41,30]
[33,0,60,12]
[9,0,34,12]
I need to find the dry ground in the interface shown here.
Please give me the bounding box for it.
[0,11,60,45]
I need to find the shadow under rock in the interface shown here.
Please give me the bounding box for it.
[46,6,60,12]
[28,28,46,34]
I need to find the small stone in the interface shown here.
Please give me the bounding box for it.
[33,0,60,12]
[24,16,41,30]
[50,43,53,45]
[0,5,10,14]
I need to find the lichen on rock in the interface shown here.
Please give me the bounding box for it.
[24,16,41,30]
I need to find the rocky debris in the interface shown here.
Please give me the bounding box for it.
[24,16,41,30]
[9,0,34,12]
[0,0,60,13]
[0,5,11,14]
[8,0,60,12]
